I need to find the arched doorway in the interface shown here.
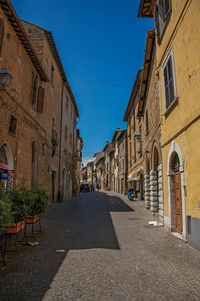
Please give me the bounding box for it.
[0,143,14,191]
[170,152,182,234]
[167,142,186,238]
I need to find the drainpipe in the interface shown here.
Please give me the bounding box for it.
[57,82,64,202]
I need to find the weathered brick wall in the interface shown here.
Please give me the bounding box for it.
[0,10,64,203]
[21,21,64,203]
[141,44,163,219]
[0,9,42,189]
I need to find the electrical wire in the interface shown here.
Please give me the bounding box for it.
[71,78,135,84]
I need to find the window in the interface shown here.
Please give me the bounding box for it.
[139,126,142,157]
[51,65,54,85]
[133,110,135,132]
[146,110,149,136]
[163,50,177,110]
[65,94,68,111]
[31,142,35,163]
[128,119,131,139]
[37,87,45,113]
[42,143,45,155]
[52,117,55,128]
[71,104,73,119]
[134,136,136,163]
[65,126,68,141]
[8,115,17,135]
[0,18,4,57]
[70,133,72,146]
[31,74,38,105]
[155,0,171,40]
[129,142,132,166]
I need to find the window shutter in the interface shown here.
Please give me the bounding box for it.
[0,18,4,57]
[32,75,38,105]
[37,87,45,113]
[146,110,149,136]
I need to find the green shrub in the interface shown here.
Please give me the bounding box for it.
[26,185,49,216]
[8,183,29,222]
[0,189,13,235]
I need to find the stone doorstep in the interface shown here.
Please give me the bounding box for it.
[171,232,187,242]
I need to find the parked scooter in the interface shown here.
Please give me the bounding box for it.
[128,187,135,201]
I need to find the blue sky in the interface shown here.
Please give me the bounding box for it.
[12,0,153,164]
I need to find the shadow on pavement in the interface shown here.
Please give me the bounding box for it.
[0,191,133,301]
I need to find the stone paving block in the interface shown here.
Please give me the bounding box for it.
[0,191,200,301]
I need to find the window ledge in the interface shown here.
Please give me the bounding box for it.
[8,131,16,137]
[164,97,178,118]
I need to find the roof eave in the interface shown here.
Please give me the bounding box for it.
[123,69,142,121]
[137,30,155,117]
[137,0,154,18]
[1,1,48,82]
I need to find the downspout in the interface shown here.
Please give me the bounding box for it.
[57,82,64,202]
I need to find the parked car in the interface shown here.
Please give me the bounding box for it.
[80,183,90,192]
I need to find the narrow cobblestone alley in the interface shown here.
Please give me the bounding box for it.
[0,191,200,301]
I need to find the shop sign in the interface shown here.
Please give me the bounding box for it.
[0,163,8,170]
[0,172,8,179]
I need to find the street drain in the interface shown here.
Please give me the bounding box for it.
[56,250,66,253]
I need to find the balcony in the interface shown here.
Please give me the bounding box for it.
[73,150,82,161]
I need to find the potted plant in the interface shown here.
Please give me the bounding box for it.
[0,189,13,236]
[26,185,48,224]
[7,183,28,233]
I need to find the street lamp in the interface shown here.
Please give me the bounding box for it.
[0,70,13,88]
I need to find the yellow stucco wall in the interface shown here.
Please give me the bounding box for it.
[157,0,200,219]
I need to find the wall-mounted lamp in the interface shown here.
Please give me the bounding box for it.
[135,132,141,141]
[0,70,13,88]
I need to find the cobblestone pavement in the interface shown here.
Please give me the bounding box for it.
[0,191,200,301]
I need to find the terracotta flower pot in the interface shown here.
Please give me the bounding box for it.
[20,220,25,230]
[7,221,21,233]
[27,215,40,224]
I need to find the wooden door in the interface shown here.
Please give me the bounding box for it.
[174,172,182,234]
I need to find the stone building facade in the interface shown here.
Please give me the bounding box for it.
[117,129,128,195]
[0,1,48,194]
[137,31,163,221]
[103,141,111,190]
[21,20,64,203]
[111,128,127,194]
[58,83,79,201]
[123,70,144,199]
[94,151,105,189]
[0,1,80,204]
[86,161,94,185]
[139,0,200,250]
[74,129,83,195]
